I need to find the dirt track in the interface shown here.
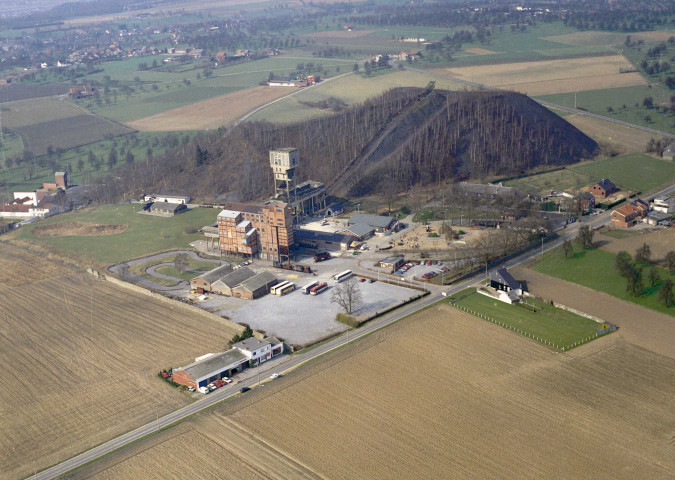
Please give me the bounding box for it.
[511,265,675,359]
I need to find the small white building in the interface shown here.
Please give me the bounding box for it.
[12,192,38,206]
[143,194,191,204]
[652,197,674,214]
[232,337,283,366]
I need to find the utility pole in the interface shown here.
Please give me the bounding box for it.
[574,92,577,109]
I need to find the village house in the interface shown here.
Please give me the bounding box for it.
[611,199,649,228]
[590,178,616,199]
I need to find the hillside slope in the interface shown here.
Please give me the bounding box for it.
[95,88,598,202]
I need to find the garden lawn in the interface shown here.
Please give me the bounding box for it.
[533,244,674,316]
[453,291,603,349]
[12,204,219,266]
[570,153,675,192]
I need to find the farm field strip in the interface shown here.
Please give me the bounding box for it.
[125,85,292,131]
[80,305,675,480]
[0,244,237,480]
[247,69,472,124]
[428,55,646,96]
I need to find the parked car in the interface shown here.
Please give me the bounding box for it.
[369,279,375,283]
[360,278,366,282]
[187,386,195,392]
[198,386,210,394]
[240,387,250,393]
[270,373,280,379]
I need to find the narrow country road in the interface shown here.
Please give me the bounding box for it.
[35,183,675,480]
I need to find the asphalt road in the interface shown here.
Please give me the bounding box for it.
[404,66,675,139]
[36,185,675,480]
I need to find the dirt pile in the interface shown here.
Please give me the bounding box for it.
[32,221,128,237]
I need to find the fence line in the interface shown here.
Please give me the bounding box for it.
[449,302,616,352]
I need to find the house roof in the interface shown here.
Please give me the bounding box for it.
[213,266,255,288]
[663,144,674,154]
[152,202,183,212]
[348,213,395,229]
[235,271,278,293]
[222,202,262,215]
[232,337,271,352]
[342,223,374,238]
[195,264,234,284]
[613,203,640,217]
[647,211,671,221]
[490,268,520,290]
[594,178,615,191]
[380,255,404,265]
[295,228,356,245]
[218,209,240,219]
[266,336,283,347]
[182,349,247,381]
[580,192,595,200]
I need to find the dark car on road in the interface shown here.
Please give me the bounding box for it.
[240,387,250,393]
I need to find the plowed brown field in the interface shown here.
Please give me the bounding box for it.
[125,86,292,131]
[597,227,675,260]
[69,305,674,480]
[431,55,645,95]
[0,244,238,480]
[564,113,656,153]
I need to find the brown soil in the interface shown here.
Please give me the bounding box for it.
[430,56,645,96]
[564,113,656,154]
[71,305,674,480]
[464,47,497,55]
[597,227,675,260]
[511,265,675,359]
[125,86,291,131]
[0,244,238,480]
[32,221,128,237]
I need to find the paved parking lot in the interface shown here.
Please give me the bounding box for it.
[203,261,418,346]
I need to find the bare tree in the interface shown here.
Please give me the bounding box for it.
[331,277,363,314]
[174,253,189,273]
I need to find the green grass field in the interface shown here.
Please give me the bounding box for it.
[248,69,472,123]
[451,290,605,350]
[74,55,356,122]
[536,85,675,133]
[571,153,675,192]
[10,204,220,266]
[533,244,674,316]
[505,168,594,194]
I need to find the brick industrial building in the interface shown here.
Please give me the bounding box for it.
[217,201,294,261]
[216,148,330,261]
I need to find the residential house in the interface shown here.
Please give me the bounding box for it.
[662,144,675,161]
[578,191,596,212]
[611,202,643,228]
[488,267,523,304]
[590,178,616,199]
